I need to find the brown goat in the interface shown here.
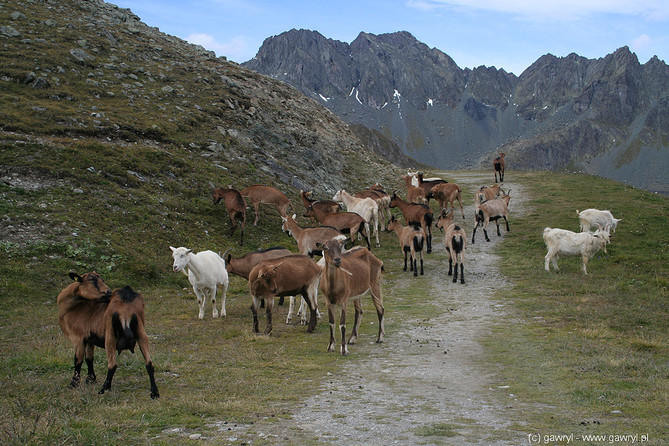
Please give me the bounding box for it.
[317,239,385,355]
[389,192,434,254]
[436,209,466,283]
[431,183,465,219]
[304,204,371,250]
[300,190,340,223]
[241,185,292,226]
[386,215,425,276]
[248,255,321,334]
[58,274,159,398]
[416,172,448,203]
[281,214,346,257]
[494,152,506,183]
[225,247,292,280]
[212,186,246,245]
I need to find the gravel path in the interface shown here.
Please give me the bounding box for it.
[233,172,532,445]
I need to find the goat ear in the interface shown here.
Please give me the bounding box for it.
[170,246,176,252]
[186,249,193,254]
[69,272,82,283]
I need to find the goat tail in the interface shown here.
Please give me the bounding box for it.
[424,212,433,227]
[476,209,484,224]
[413,233,424,253]
[112,312,138,354]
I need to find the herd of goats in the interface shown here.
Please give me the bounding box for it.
[56,162,621,399]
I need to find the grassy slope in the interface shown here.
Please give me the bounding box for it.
[488,172,668,443]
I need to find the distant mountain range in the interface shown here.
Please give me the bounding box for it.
[243,29,669,195]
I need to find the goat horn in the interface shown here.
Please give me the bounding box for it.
[222,248,232,259]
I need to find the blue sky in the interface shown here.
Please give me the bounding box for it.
[111,0,669,75]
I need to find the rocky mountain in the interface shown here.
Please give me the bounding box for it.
[0,1,413,203]
[244,29,669,194]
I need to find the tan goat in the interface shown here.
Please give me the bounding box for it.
[436,209,466,284]
[317,239,385,356]
[472,192,511,243]
[241,185,292,226]
[431,183,465,219]
[386,215,426,276]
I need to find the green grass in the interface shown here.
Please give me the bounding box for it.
[1,169,667,444]
[485,171,669,444]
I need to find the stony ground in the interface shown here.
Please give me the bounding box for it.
[224,172,533,445]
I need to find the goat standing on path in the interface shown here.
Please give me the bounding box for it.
[494,152,506,183]
[386,215,425,276]
[436,209,466,283]
[170,246,229,319]
[472,192,511,243]
[317,239,385,356]
[389,192,434,253]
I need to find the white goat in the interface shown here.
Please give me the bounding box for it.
[543,227,610,275]
[333,189,380,248]
[576,209,621,234]
[170,246,229,319]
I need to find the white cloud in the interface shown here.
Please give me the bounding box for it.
[631,34,652,52]
[185,33,247,59]
[406,0,669,21]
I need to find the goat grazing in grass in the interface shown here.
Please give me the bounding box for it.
[241,185,292,226]
[248,255,322,334]
[305,204,371,250]
[431,183,465,219]
[170,246,229,319]
[333,189,380,248]
[494,152,506,183]
[58,273,159,398]
[386,215,425,276]
[300,190,340,224]
[472,192,511,243]
[212,186,246,245]
[543,227,610,275]
[317,239,385,355]
[436,209,466,283]
[389,191,434,253]
[576,209,621,235]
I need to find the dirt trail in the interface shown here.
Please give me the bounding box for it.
[238,173,531,445]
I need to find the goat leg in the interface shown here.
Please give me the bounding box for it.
[98,365,117,394]
[146,361,160,399]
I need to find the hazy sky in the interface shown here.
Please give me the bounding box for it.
[111,0,669,75]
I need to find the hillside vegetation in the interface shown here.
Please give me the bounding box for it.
[1,1,667,444]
